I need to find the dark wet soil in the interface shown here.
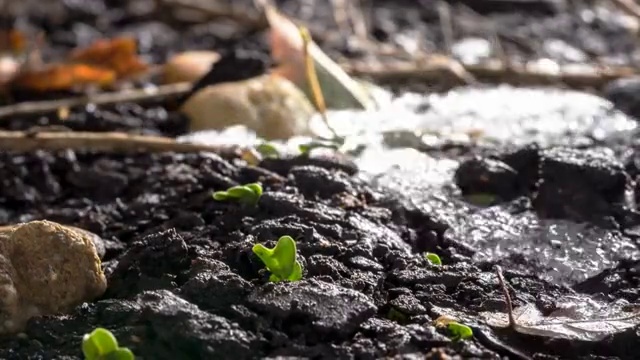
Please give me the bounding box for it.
[1,0,640,359]
[0,148,637,360]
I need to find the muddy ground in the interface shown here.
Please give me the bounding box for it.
[1,0,640,359]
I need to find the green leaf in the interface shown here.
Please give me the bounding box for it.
[245,183,263,198]
[425,252,442,266]
[465,193,496,206]
[271,236,297,278]
[298,144,311,154]
[252,236,302,282]
[256,143,280,158]
[287,260,303,281]
[82,328,119,359]
[226,186,254,198]
[447,322,473,341]
[298,140,342,155]
[214,183,263,206]
[104,348,135,360]
[212,191,230,201]
[82,333,100,360]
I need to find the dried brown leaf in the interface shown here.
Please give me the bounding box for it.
[69,37,148,78]
[12,64,116,92]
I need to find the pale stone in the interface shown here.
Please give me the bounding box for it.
[180,74,315,140]
[162,50,221,84]
[0,220,106,334]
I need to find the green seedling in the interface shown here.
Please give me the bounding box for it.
[213,183,263,206]
[425,252,442,266]
[82,328,134,360]
[447,322,473,342]
[255,143,280,159]
[252,235,303,282]
[465,193,496,206]
[298,137,344,155]
[387,308,408,323]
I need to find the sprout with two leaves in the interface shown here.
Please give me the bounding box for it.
[213,183,263,207]
[252,235,303,282]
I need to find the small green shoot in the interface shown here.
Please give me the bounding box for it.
[252,235,303,282]
[425,252,442,266]
[387,308,408,323]
[213,183,263,206]
[298,137,344,155]
[447,322,473,341]
[82,328,134,360]
[435,315,473,342]
[255,143,280,159]
[465,193,496,206]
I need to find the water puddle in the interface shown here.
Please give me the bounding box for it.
[447,206,640,284]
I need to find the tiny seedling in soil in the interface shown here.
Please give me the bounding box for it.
[447,322,474,341]
[252,235,303,282]
[213,183,263,206]
[387,307,408,323]
[465,193,497,206]
[425,252,442,265]
[298,137,345,155]
[435,316,473,342]
[82,328,134,360]
[255,142,280,158]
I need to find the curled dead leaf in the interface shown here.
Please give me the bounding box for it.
[0,30,26,54]
[482,302,640,342]
[69,37,148,78]
[263,3,376,110]
[12,64,116,92]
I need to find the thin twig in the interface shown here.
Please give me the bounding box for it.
[161,0,267,28]
[347,0,370,44]
[0,130,235,153]
[0,82,192,120]
[495,265,516,328]
[437,1,455,56]
[342,58,635,88]
[455,3,538,57]
[300,26,339,138]
[610,0,640,20]
[330,0,352,36]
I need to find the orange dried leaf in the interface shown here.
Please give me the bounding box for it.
[13,64,116,92]
[70,37,148,78]
[0,30,26,54]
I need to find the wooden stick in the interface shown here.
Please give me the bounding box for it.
[163,0,267,28]
[0,82,192,120]
[437,1,454,56]
[0,130,235,153]
[343,59,636,88]
[611,0,640,20]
